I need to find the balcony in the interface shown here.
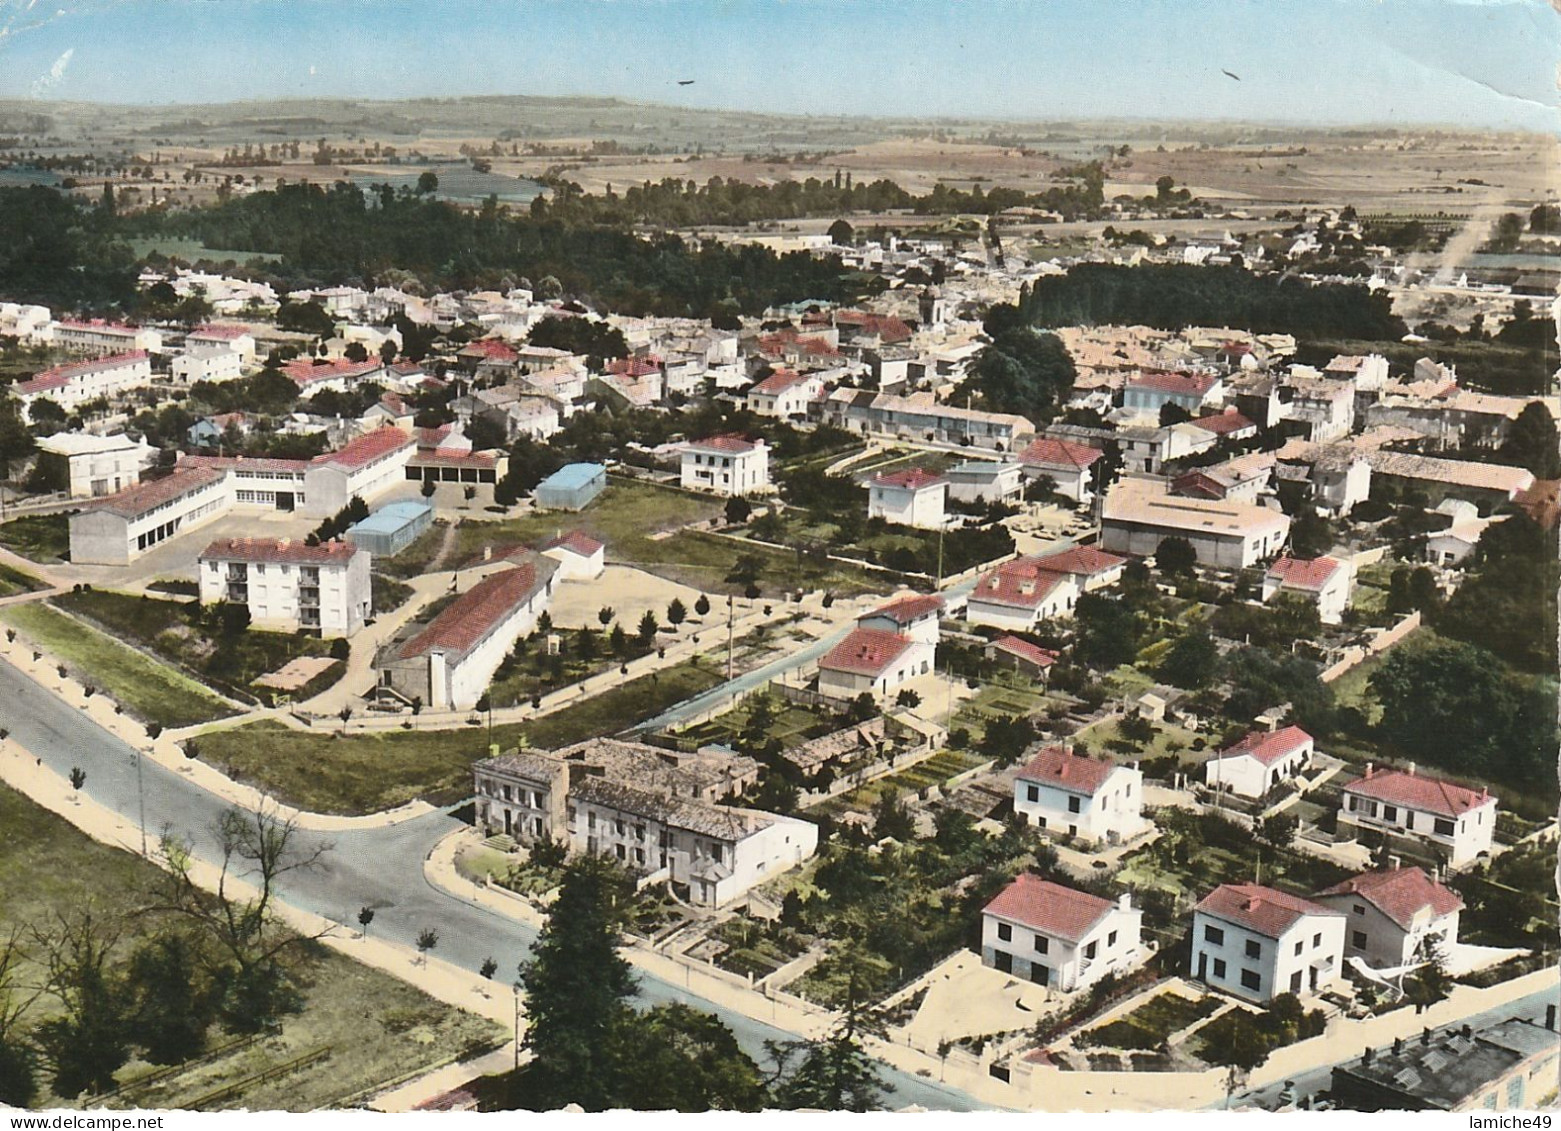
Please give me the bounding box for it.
[299,586,320,608]
[225,585,248,601]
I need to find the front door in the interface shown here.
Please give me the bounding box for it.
[1197,953,1208,982]
[275,491,295,512]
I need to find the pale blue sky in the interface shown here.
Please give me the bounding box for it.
[0,0,1555,130]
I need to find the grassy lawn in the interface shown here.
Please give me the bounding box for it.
[126,236,278,263]
[1075,715,1205,763]
[0,559,46,597]
[0,783,503,1111]
[374,521,452,580]
[1327,624,1441,726]
[1076,992,1220,1050]
[0,512,71,563]
[485,626,655,709]
[0,602,233,728]
[199,660,724,814]
[455,479,883,597]
[54,589,336,706]
[947,675,1061,746]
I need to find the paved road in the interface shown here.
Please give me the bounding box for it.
[1229,986,1561,1111]
[0,657,982,1111]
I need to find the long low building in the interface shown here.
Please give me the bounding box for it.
[1100,477,1291,569]
[69,428,416,566]
[473,740,816,907]
[819,388,1035,451]
[375,552,556,710]
[11,351,153,421]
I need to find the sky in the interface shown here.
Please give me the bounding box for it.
[0,0,1555,131]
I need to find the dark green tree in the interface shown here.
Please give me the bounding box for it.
[126,933,216,1064]
[610,1003,768,1111]
[769,945,891,1111]
[1497,402,1561,479]
[1157,629,1220,689]
[31,912,130,1099]
[1155,536,1198,577]
[1073,592,1142,668]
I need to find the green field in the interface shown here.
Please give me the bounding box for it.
[455,479,882,596]
[0,513,71,563]
[0,560,47,597]
[0,784,502,1111]
[0,602,234,728]
[128,236,279,264]
[199,659,723,814]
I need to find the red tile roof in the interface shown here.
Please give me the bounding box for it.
[408,450,497,469]
[1215,725,1313,768]
[17,351,148,395]
[750,368,809,395]
[818,626,912,677]
[605,356,662,378]
[1032,545,1127,579]
[312,427,413,470]
[871,467,947,491]
[184,453,308,475]
[188,324,251,341]
[541,530,604,557]
[199,537,361,565]
[1016,745,1117,794]
[1195,883,1340,939]
[1342,767,1492,819]
[991,635,1061,669]
[398,560,550,659]
[459,338,519,361]
[835,310,913,343]
[1127,369,1219,397]
[970,558,1069,610]
[280,358,384,387]
[1314,867,1463,931]
[1265,556,1344,591]
[686,434,760,454]
[861,593,944,625]
[983,875,1117,943]
[85,466,224,519]
[1019,437,1103,471]
[58,318,141,333]
[757,330,840,358]
[1190,411,1257,436]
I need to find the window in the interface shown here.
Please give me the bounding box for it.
[1245,939,1261,959]
[1352,904,1365,916]
[615,844,626,861]
[997,922,1012,942]
[1312,933,1322,948]
[1383,805,1398,823]
[1034,935,1049,954]
[1434,817,1456,836]
[1352,930,1367,949]
[1028,964,1048,986]
[1108,931,1117,947]
[1204,925,1225,946]
[1212,958,1227,979]
[1290,970,1303,993]
[994,951,1013,974]
[1506,1076,1524,1108]
[1084,941,1097,960]
[1026,785,1039,803]
[1240,969,1261,991]
[1068,796,1081,814]
[1294,941,1303,957]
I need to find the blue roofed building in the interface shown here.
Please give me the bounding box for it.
[535,463,607,511]
[345,499,434,558]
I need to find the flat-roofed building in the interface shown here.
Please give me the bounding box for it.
[1100,477,1291,568]
[534,463,607,511]
[344,500,434,558]
[1332,1014,1560,1112]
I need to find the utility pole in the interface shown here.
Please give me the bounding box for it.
[726,593,735,681]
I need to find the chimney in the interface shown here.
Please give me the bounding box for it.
[1407,761,1416,776]
[1546,1004,1556,1031]
[1364,761,1374,778]
[1392,1037,1403,1055]
[1389,854,1401,871]
[1461,1024,1473,1039]
[1118,893,1132,911]
[1421,1027,1432,1046]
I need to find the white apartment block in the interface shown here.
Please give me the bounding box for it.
[172,345,244,385]
[981,875,1144,993]
[679,435,770,496]
[1192,883,1346,1004]
[198,537,371,637]
[51,320,162,356]
[11,352,152,421]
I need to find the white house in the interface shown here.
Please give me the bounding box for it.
[965,558,1079,631]
[745,368,822,418]
[1337,764,1498,869]
[1191,883,1346,1003]
[1204,725,1315,800]
[945,460,1024,505]
[539,530,606,581]
[1014,744,1150,845]
[11,351,153,421]
[1027,545,1128,593]
[867,468,948,529]
[198,537,372,638]
[1018,437,1105,503]
[679,435,771,496]
[1262,555,1353,624]
[981,875,1144,992]
[855,593,943,646]
[375,554,557,710]
[1101,477,1291,569]
[1313,866,1464,971]
[1424,500,1497,568]
[33,432,155,499]
[172,345,244,385]
[816,626,934,701]
[51,319,162,356]
[472,743,817,908]
[185,324,257,364]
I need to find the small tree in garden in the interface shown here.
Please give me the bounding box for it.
[337,707,352,730]
[667,598,687,628]
[637,611,658,645]
[4,629,14,643]
[56,664,66,680]
[183,740,200,762]
[598,606,615,627]
[480,957,498,980]
[145,723,163,742]
[357,907,375,937]
[895,689,921,709]
[745,582,761,600]
[694,594,711,617]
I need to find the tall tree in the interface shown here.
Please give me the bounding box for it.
[31,911,131,1099]
[0,930,38,1108]
[127,933,217,1064]
[1498,402,1561,479]
[769,945,891,1111]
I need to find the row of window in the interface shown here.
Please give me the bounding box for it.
[995,921,1114,959]
[1345,796,1458,836]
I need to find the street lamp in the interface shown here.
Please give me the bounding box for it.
[512,982,523,1070]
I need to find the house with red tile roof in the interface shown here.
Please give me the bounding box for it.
[52,319,162,356]
[1204,724,1315,800]
[1188,409,1258,440]
[856,593,943,645]
[1191,883,1345,1003]
[186,323,257,363]
[539,530,606,581]
[1017,437,1105,503]
[679,434,770,497]
[1014,744,1150,845]
[1313,866,1463,970]
[816,625,934,701]
[280,357,388,394]
[1030,545,1128,593]
[1263,555,1353,624]
[375,553,557,710]
[745,368,824,418]
[965,557,1080,631]
[867,467,948,529]
[986,635,1061,679]
[981,874,1144,992]
[1338,764,1497,868]
[11,351,152,420]
[1123,369,1223,416]
[198,537,370,638]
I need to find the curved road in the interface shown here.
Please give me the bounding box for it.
[0,657,982,1111]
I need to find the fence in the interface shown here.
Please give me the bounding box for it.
[185,1045,332,1110]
